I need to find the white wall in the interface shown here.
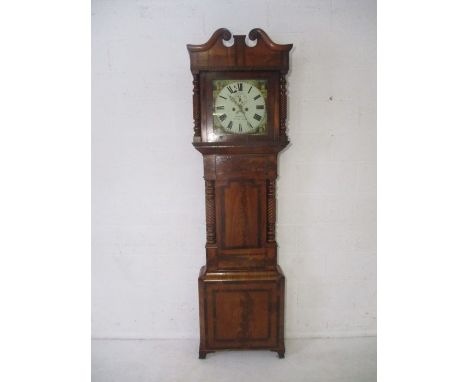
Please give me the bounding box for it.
[92,0,376,339]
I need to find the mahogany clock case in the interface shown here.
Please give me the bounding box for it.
[187,28,292,359]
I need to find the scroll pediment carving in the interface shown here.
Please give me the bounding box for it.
[187,28,293,72]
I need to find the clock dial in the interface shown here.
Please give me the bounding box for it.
[213,80,267,135]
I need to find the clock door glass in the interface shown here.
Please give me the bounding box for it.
[213,80,267,135]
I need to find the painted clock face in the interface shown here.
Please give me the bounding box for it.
[213,80,267,135]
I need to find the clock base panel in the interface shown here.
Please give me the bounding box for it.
[198,265,285,358]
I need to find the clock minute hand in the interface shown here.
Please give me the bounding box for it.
[234,98,254,128]
[229,95,253,129]
[229,95,248,117]
[228,95,242,110]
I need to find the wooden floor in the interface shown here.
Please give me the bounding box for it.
[92,337,376,382]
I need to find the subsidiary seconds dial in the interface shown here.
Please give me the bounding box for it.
[214,81,266,135]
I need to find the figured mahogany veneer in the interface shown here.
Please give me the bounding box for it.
[187,28,292,359]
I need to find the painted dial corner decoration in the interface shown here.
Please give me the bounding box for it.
[213,80,267,135]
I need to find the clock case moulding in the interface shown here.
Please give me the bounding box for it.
[187,28,293,359]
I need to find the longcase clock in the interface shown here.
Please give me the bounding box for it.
[187,28,293,359]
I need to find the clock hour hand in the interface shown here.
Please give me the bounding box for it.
[230,96,254,127]
[228,95,242,110]
[228,95,253,129]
